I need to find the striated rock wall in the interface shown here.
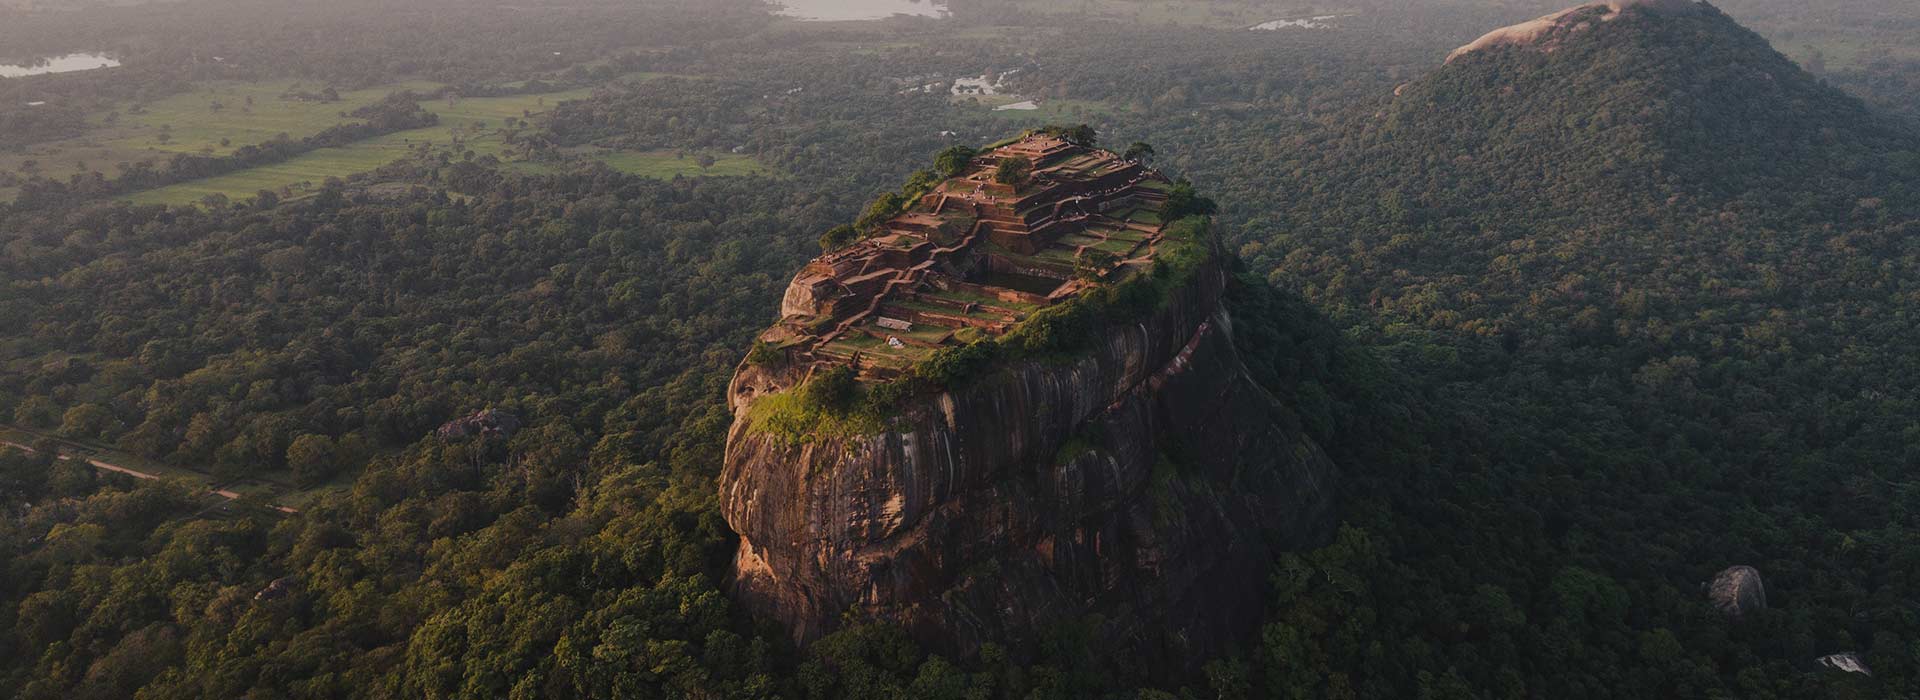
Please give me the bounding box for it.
[719,259,1338,673]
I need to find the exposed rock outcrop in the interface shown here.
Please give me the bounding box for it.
[1447,0,1706,63]
[720,255,1337,675]
[1705,565,1766,619]
[435,409,522,441]
[254,577,296,602]
[1817,652,1871,676]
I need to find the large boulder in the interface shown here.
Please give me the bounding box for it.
[435,409,522,441]
[254,577,296,602]
[1705,565,1766,619]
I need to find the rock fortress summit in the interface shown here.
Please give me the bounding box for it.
[762,132,1176,380]
[718,130,1339,673]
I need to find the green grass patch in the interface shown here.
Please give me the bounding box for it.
[116,80,444,157]
[955,93,1029,108]
[986,99,1115,122]
[822,335,923,367]
[923,287,1041,313]
[1093,237,1140,255]
[744,376,886,445]
[1,78,454,201]
[1119,207,1164,225]
[127,146,416,204]
[1034,247,1082,263]
[125,88,596,205]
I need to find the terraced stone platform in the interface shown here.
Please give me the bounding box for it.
[761,134,1175,380]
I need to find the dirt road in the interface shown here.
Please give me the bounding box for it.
[0,439,297,514]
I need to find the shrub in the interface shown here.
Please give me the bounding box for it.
[855,192,907,231]
[1163,181,1218,220]
[934,145,977,177]
[746,341,786,367]
[1037,123,1097,146]
[799,366,858,413]
[818,224,859,251]
[746,367,883,443]
[916,340,1001,388]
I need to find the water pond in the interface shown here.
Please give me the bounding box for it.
[0,53,121,78]
[1249,15,1339,31]
[776,0,948,21]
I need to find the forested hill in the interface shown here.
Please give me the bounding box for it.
[1385,1,1918,223]
[1221,2,1920,695]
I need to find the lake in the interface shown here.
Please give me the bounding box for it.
[776,0,948,21]
[0,53,122,78]
[1249,15,1340,31]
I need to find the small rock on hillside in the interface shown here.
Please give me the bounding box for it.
[1817,652,1871,676]
[435,409,522,441]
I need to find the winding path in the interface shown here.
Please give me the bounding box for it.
[0,438,298,514]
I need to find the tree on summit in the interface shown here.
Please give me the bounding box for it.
[995,155,1032,186]
[1162,180,1216,219]
[934,145,977,177]
[819,224,860,251]
[1123,141,1155,163]
[1041,123,1097,146]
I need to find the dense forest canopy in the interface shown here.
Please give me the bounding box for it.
[0,0,1917,697]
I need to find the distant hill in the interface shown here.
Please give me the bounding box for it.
[1264,0,1920,318]
[1387,0,1918,222]
[1230,1,1920,695]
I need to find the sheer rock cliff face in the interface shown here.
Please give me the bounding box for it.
[719,260,1338,670]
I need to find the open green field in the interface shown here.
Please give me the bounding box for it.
[127,88,596,205]
[125,144,425,204]
[125,84,770,206]
[11,77,762,205]
[985,98,1115,122]
[0,79,443,197]
[119,80,444,156]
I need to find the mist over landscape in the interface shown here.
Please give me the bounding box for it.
[1,0,1917,697]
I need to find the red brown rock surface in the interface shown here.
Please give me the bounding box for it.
[721,247,1338,672]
